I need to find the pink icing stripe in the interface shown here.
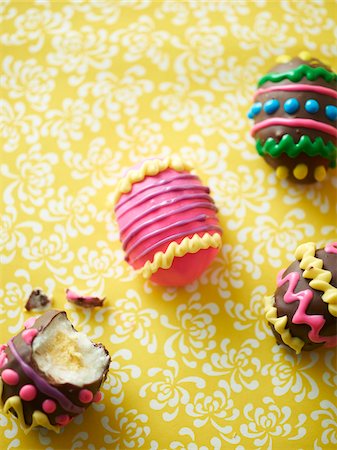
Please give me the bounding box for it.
[277,270,337,347]
[254,83,337,100]
[115,173,197,210]
[8,339,84,415]
[324,242,337,254]
[251,118,337,138]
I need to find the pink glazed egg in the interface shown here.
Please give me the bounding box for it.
[113,157,223,286]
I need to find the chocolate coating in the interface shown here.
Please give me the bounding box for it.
[0,310,110,430]
[271,248,337,351]
[250,56,337,183]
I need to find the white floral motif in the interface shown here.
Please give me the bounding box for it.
[40,186,97,238]
[261,350,319,402]
[224,285,270,340]
[281,0,331,50]
[230,11,296,57]
[173,24,226,82]
[1,144,58,214]
[22,229,74,284]
[205,244,261,297]
[47,25,117,84]
[74,242,125,294]
[311,401,337,450]
[111,15,171,70]
[185,386,239,435]
[1,56,57,112]
[0,0,17,24]
[1,7,71,53]
[203,338,261,392]
[102,408,150,450]
[169,427,209,450]
[238,209,315,267]
[116,117,164,162]
[154,1,191,26]
[211,56,264,105]
[139,359,205,422]
[178,135,228,176]
[108,289,158,353]
[0,413,20,449]
[160,293,219,367]
[151,77,212,130]
[1,205,42,264]
[0,100,41,152]
[240,397,307,448]
[0,269,55,334]
[282,180,331,214]
[78,66,153,121]
[104,349,141,406]
[63,137,122,188]
[41,98,99,150]
[322,351,337,397]
[209,166,276,230]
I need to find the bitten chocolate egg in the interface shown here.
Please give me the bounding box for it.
[113,156,222,286]
[248,52,337,183]
[0,310,110,432]
[264,242,337,353]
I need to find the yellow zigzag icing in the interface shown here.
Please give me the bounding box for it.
[141,232,222,278]
[114,156,193,204]
[264,295,305,354]
[0,379,60,433]
[295,242,337,317]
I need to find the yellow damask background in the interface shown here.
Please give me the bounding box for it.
[1,1,336,449]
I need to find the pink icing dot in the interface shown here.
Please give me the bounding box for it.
[42,399,57,414]
[1,369,19,385]
[19,384,37,401]
[56,414,71,426]
[22,328,38,345]
[24,317,37,329]
[93,391,102,403]
[79,389,93,404]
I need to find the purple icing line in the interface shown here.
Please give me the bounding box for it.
[119,195,215,235]
[122,202,218,248]
[8,339,84,415]
[115,173,198,211]
[116,185,210,220]
[129,225,222,263]
[125,214,216,255]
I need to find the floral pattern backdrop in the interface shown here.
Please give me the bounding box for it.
[1,1,337,449]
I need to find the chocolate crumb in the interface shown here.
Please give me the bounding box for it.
[66,289,105,308]
[25,289,51,311]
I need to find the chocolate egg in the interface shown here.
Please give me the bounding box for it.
[249,52,337,183]
[264,241,337,353]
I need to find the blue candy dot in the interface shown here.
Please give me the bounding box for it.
[284,98,300,114]
[305,99,319,113]
[263,99,280,114]
[247,102,262,119]
[325,105,337,121]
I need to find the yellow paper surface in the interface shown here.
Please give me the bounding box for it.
[1,1,336,449]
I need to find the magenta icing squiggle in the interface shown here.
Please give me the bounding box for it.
[8,339,84,414]
[251,117,337,138]
[254,83,337,100]
[277,270,337,347]
[324,242,337,254]
[116,173,198,210]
